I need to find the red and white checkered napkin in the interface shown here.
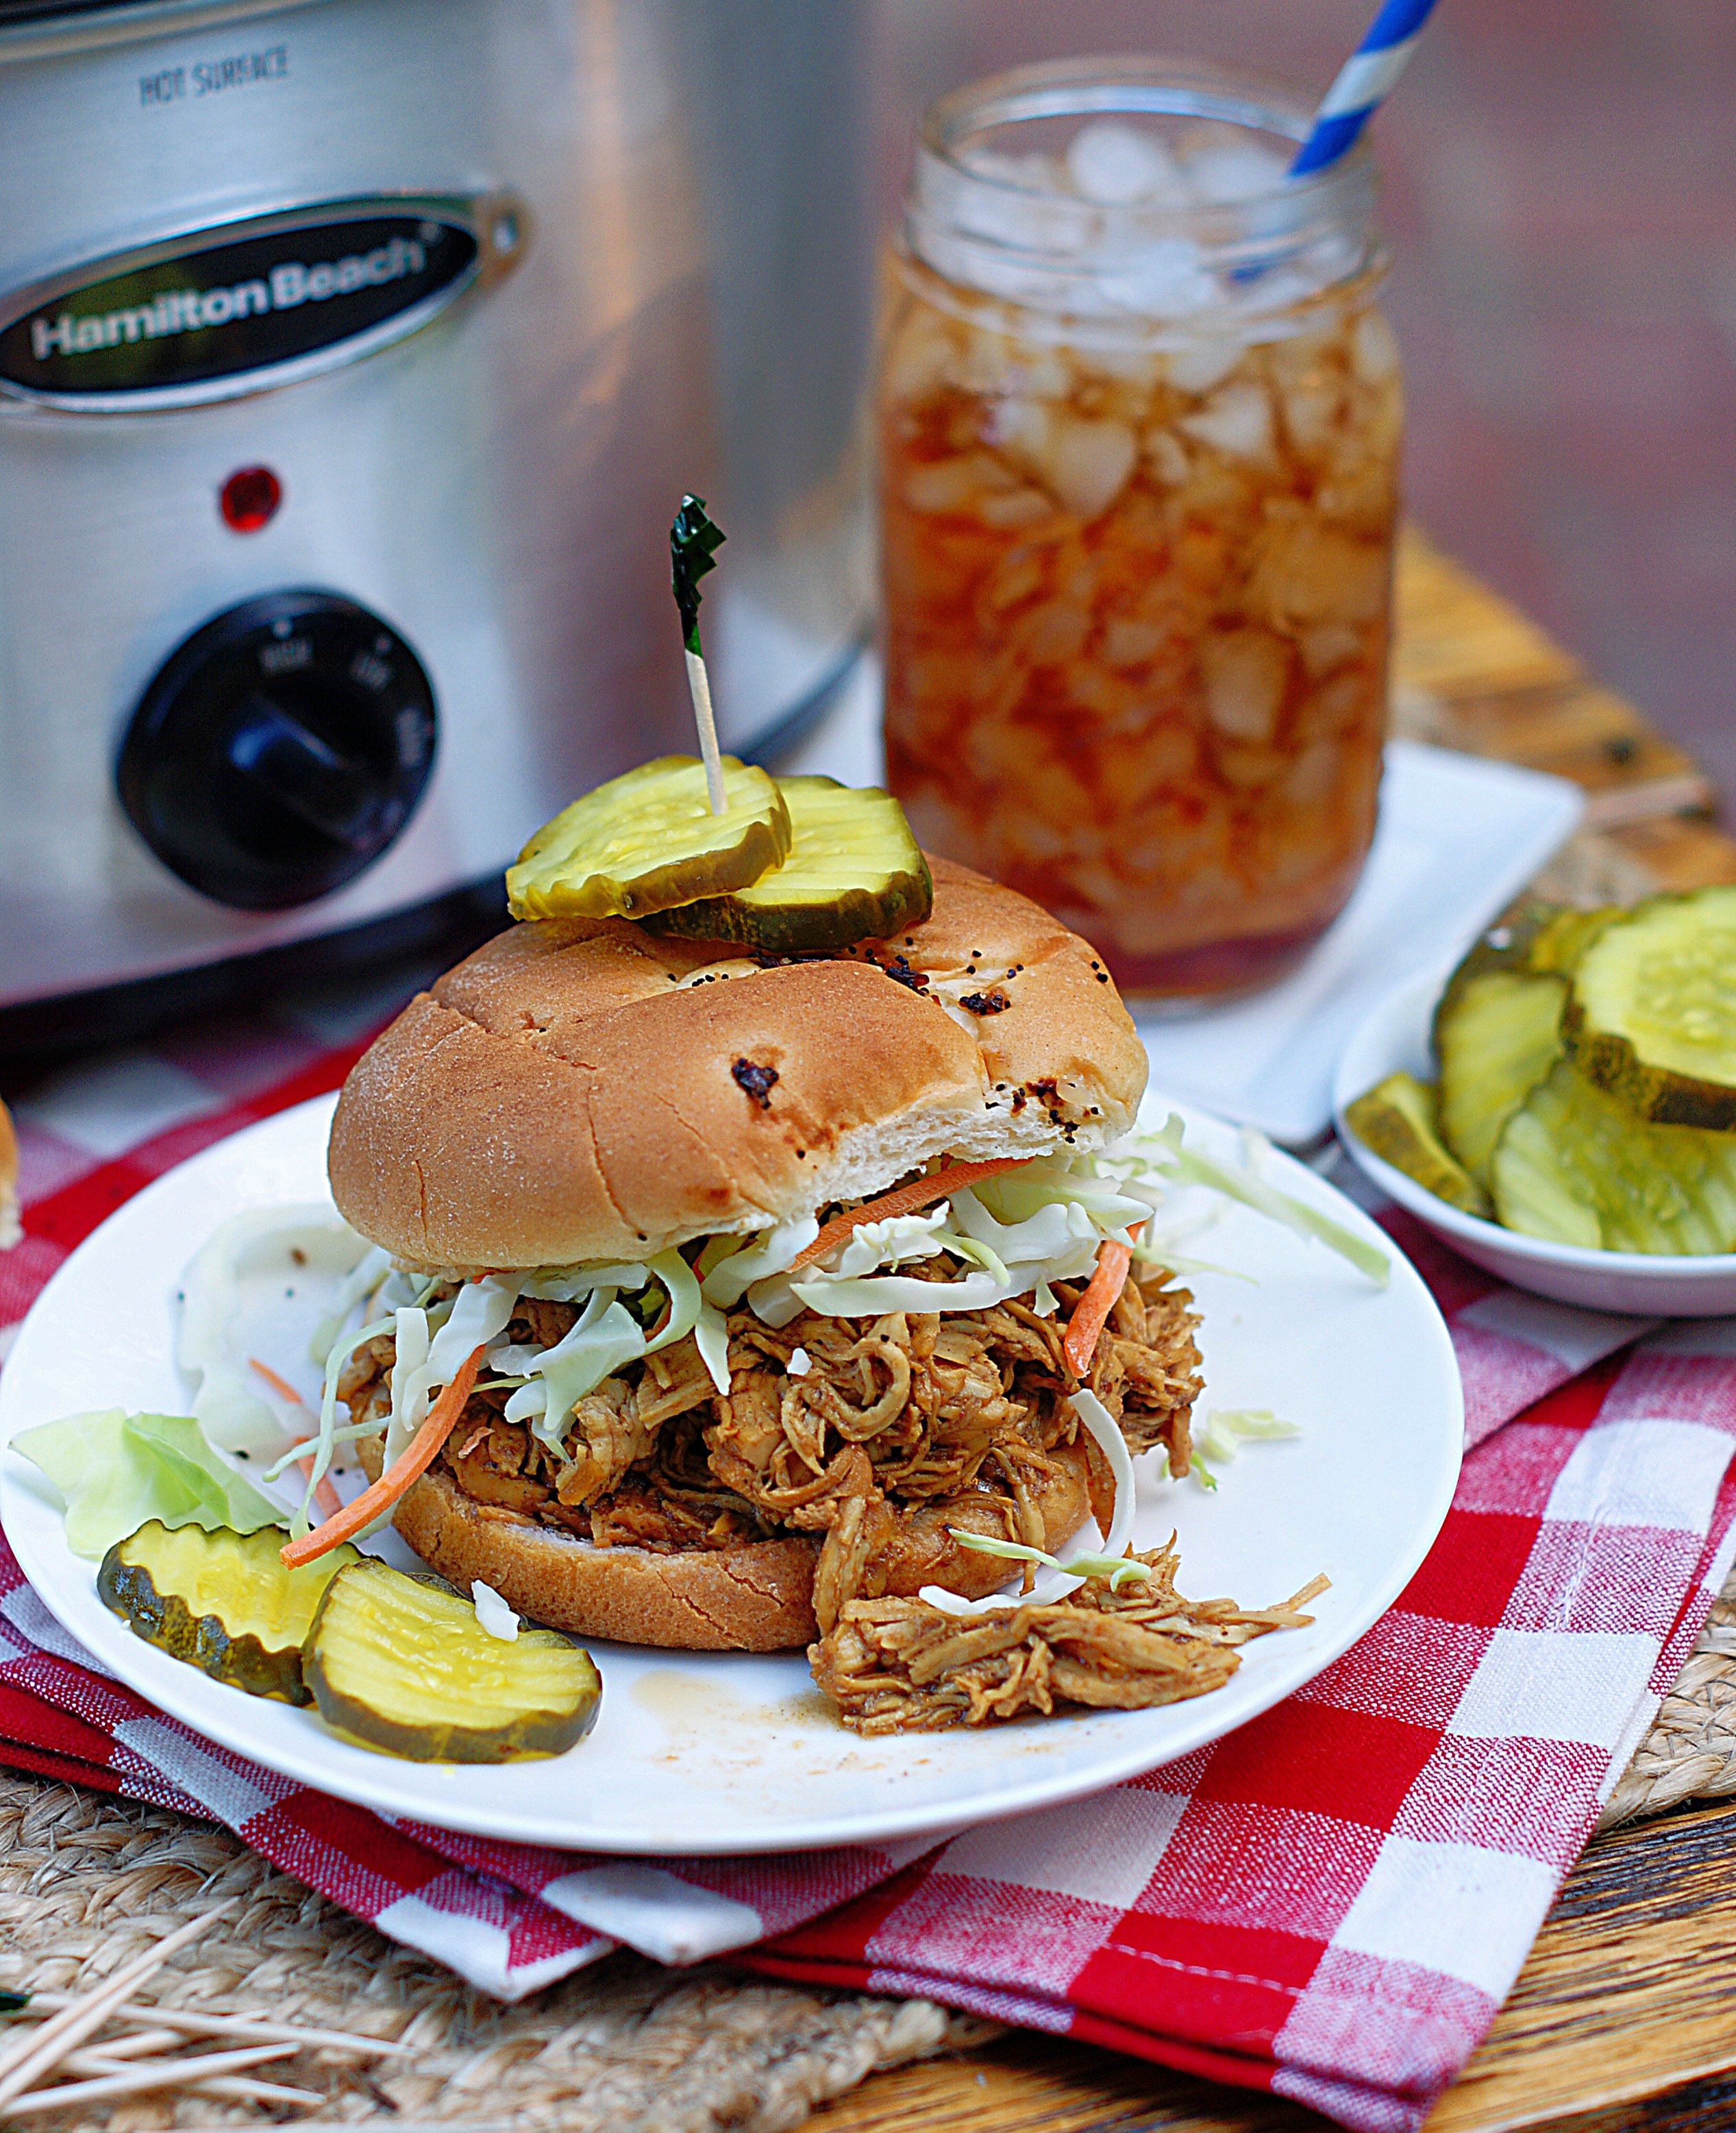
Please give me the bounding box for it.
[3,1004,1735,2130]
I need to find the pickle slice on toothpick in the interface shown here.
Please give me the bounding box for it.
[506,755,791,922]
[647,776,934,952]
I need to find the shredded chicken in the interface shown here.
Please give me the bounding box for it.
[810,1545,1330,1734]
[338,1257,1212,1687]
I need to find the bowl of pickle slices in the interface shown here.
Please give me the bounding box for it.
[1333,887,1736,1316]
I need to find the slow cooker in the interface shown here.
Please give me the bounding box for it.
[0,0,873,1050]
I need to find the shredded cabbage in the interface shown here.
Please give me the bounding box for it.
[179,1206,371,1455]
[969,1155,1150,1231]
[506,1288,648,1448]
[791,1267,1009,1318]
[934,1226,1009,1283]
[293,1314,394,1533]
[13,1409,284,1559]
[831,1207,950,1276]
[702,1217,818,1307]
[647,1247,732,1396]
[742,1274,806,1328]
[947,1188,1108,1266]
[427,1278,519,1382]
[383,1305,432,1466]
[471,1579,520,1640]
[306,1242,392,1364]
[944,1529,1153,1593]
[642,1248,701,1355]
[791,1224,1100,1320]
[519,1261,649,1303]
[1113,1115,1389,1286]
[1196,1407,1302,1463]
[920,1387,1136,1616]
[694,1294,732,1394]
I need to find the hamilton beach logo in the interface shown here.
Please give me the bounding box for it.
[29,233,430,360]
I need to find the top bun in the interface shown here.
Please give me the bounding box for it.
[327,856,1147,1271]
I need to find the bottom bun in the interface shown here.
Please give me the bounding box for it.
[357,1436,1098,1651]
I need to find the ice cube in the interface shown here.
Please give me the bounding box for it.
[1142,427,1191,487]
[1065,119,1185,205]
[903,454,1017,515]
[1200,629,1291,745]
[918,155,1095,261]
[1165,338,1245,394]
[1354,310,1401,382]
[1096,237,1216,319]
[1178,381,1276,463]
[1180,134,1289,204]
[1042,416,1138,518]
[984,397,1053,467]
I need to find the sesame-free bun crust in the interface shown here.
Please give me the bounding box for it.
[328,857,1146,1270]
[358,1434,1099,1651]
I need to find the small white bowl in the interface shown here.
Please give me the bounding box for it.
[1333,968,1736,1317]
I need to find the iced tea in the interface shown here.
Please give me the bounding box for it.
[879,62,1402,998]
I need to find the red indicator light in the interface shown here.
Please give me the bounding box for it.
[219,465,282,533]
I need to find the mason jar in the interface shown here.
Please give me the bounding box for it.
[878,58,1402,1000]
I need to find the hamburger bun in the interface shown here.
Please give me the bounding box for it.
[328,856,1146,1272]
[359,1432,1104,1651]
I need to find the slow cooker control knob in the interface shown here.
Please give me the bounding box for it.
[117,591,437,910]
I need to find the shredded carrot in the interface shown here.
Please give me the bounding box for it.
[783,1157,1030,1278]
[1061,1227,1143,1379]
[279,1343,486,1568]
[249,1357,341,1519]
[249,1357,305,1406]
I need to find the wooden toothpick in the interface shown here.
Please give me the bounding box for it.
[4,2040,299,2115]
[0,1906,232,2106]
[670,494,729,815]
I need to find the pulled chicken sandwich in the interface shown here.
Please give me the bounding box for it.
[307,857,1316,1728]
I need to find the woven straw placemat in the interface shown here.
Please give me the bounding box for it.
[1598,1560,1736,1830]
[0,1778,984,2128]
[1,1566,1729,2128]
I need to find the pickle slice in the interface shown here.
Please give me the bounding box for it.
[1493,1059,1736,1255]
[1435,902,1616,1026]
[506,756,792,922]
[97,1521,358,1705]
[1344,1072,1491,1218]
[1565,886,1736,1129]
[646,776,933,953]
[1529,905,1621,977]
[305,1559,601,1762]
[1435,970,1567,1183]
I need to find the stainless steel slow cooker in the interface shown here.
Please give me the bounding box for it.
[0,0,873,1041]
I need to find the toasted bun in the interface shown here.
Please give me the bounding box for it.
[328,856,1145,1270]
[359,1434,1100,1651]
[0,1098,17,1251]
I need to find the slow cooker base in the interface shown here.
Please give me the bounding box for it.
[0,878,507,1070]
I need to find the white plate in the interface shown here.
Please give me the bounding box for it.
[0,1094,1462,1856]
[784,664,1584,1147]
[1335,968,1736,1316]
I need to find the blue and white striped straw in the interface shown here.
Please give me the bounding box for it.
[1289,0,1437,177]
